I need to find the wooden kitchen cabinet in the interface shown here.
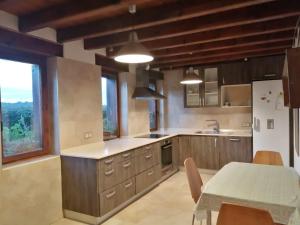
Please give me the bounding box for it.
[136,165,160,193]
[218,136,252,168]
[61,141,162,219]
[190,136,220,170]
[219,61,251,85]
[172,136,179,169]
[249,55,284,81]
[179,136,192,166]
[184,67,220,108]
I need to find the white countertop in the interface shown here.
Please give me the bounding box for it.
[61,128,252,160]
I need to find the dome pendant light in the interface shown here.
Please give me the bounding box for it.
[114,5,153,64]
[180,67,203,84]
[114,31,153,64]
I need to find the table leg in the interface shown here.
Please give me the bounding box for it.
[207,210,212,225]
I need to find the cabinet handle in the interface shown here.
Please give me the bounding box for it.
[124,181,133,189]
[264,74,276,77]
[145,154,153,159]
[105,190,116,199]
[145,146,151,150]
[123,161,131,168]
[229,138,241,142]
[122,153,131,158]
[200,97,202,106]
[147,170,154,176]
[105,169,114,176]
[104,158,113,164]
[214,138,217,148]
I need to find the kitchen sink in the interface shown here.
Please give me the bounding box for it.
[195,130,233,135]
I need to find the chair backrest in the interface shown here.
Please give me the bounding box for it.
[217,203,275,225]
[253,150,284,166]
[184,157,203,204]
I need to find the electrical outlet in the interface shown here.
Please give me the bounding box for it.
[84,132,93,139]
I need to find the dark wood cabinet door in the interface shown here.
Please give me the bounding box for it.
[219,62,251,85]
[178,136,192,166]
[249,55,285,81]
[218,136,252,168]
[190,136,220,170]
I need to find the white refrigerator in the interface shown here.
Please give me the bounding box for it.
[252,80,290,166]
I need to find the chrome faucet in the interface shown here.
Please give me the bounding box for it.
[206,120,220,133]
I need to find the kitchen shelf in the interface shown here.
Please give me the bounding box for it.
[221,84,252,107]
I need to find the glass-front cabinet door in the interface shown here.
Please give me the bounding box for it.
[184,67,219,108]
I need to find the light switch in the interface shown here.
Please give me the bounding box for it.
[267,119,274,129]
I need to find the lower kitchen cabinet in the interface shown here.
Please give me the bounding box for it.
[172,137,180,169]
[136,165,161,193]
[178,135,252,170]
[179,136,192,166]
[191,136,219,170]
[218,136,252,168]
[61,142,162,219]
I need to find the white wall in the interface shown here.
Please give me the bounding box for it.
[163,69,252,130]
[294,111,300,174]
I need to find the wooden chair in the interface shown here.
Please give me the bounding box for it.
[217,203,275,225]
[253,150,284,166]
[184,157,203,225]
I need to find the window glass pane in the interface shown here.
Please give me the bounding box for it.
[149,82,157,130]
[0,59,43,158]
[102,75,118,140]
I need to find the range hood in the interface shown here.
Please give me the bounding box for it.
[132,68,165,100]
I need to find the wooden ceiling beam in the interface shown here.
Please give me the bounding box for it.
[106,18,297,57]
[57,0,275,42]
[95,54,128,72]
[154,30,294,57]
[0,26,63,57]
[19,0,121,32]
[152,40,291,65]
[157,49,286,70]
[84,0,300,49]
[108,30,293,58]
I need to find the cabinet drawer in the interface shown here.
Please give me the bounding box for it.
[136,165,160,193]
[99,157,119,191]
[117,158,136,183]
[100,186,119,216]
[135,144,153,156]
[119,150,134,161]
[118,178,136,204]
[135,149,155,174]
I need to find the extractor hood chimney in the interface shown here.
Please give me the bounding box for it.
[132,68,165,100]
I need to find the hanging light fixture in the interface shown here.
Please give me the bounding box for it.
[180,67,202,84]
[114,5,153,64]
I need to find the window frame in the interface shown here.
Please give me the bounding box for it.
[101,71,121,141]
[149,80,159,132]
[0,50,50,164]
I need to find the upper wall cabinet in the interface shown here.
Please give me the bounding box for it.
[184,67,220,108]
[283,48,300,108]
[219,61,251,85]
[249,55,285,81]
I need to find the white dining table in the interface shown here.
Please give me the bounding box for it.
[194,162,300,225]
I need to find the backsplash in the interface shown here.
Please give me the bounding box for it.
[163,69,252,130]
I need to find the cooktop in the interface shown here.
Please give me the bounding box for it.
[135,134,169,139]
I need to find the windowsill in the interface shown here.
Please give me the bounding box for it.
[2,154,59,171]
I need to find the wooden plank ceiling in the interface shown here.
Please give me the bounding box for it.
[0,0,299,69]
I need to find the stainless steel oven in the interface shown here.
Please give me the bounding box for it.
[161,139,172,170]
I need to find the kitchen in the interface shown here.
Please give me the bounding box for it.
[0,1,299,225]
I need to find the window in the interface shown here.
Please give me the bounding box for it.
[149,80,158,131]
[101,73,120,140]
[0,58,48,163]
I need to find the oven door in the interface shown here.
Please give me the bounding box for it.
[161,144,172,167]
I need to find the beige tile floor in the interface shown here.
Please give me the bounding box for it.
[52,171,217,225]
